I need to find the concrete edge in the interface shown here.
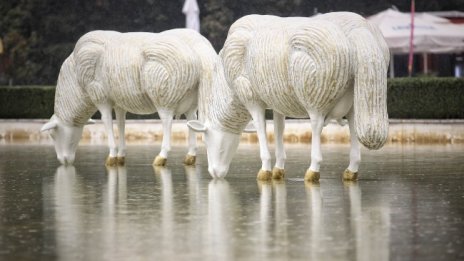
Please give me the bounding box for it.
[1,119,464,144]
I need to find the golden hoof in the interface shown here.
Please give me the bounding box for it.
[257,169,272,181]
[105,156,118,167]
[272,167,285,180]
[183,154,196,165]
[304,169,320,182]
[153,156,167,166]
[117,157,125,166]
[342,169,358,181]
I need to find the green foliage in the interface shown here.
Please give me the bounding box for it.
[1,0,464,84]
[1,78,463,119]
[0,0,184,85]
[387,77,464,119]
[0,86,55,118]
[201,0,235,50]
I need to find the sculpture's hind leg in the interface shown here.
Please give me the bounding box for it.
[305,111,325,182]
[98,103,118,166]
[115,107,126,166]
[183,109,197,165]
[154,109,173,166]
[272,111,286,180]
[344,108,360,181]
[247,104,272,181]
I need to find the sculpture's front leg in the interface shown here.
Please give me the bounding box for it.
[183,109,197,165]
[272,111,286,180]
[98,103,118,166]
[247,104,272,181]
[115,107,127,166]
[153,109,173,166]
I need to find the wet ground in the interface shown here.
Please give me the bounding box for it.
[0,143,463,260]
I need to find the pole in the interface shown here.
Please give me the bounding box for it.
[408,0,415,77]
[423,53,428,75]
[390,53,395,78]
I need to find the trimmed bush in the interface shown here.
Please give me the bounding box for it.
[0,85,159,119]
[1,77,463,119]
[0,86,55,118]
[387,77,464,119]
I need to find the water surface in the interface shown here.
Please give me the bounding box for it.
[0,143,463,260]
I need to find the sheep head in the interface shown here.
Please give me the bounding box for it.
[41,115,93,165]
[187,120,256,178]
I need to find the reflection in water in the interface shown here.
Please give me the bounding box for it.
[207,179,234,261]
[273,180,289,257]
[102,166,127,258]
[153,166,175,256]
[185,165,203,223]
[305,181,322,260]
[344,182,390,261]
[256,181,272,260]
[5,144,459,260]
[53,166,85,260]
[48,165,392,260]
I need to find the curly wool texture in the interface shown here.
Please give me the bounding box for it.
[55,29,209,126]
[54,55,97,126]
[201,57,251,135]
[221,13,389,149]
[315,12,390,149]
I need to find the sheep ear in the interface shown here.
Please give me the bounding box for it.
[41,120,58,132]
[86,118,96,125]
[187,120,207,133]
[243,122,256,133]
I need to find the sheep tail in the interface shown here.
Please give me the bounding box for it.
[352,27,389,150]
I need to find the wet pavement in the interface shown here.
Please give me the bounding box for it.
[0,143,463,260]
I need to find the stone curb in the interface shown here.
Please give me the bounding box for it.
[1,119,463,144]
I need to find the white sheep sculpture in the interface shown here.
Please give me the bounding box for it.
[188,12,390,181]
[41,29,217,166]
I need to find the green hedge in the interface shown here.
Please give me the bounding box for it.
[0,85,158,120]
[387,77,464,119]
[1,77,464,119]
[0,86,55,118]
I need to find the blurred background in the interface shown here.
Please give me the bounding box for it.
[1,0,464,86]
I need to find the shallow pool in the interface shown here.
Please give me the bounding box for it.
[0,143,463,260]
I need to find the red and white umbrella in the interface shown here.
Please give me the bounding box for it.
[368,8,464,54]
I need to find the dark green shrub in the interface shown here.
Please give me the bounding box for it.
[0,86,55,118]
[387,77,464,119]
[0,85,159,119]
[1,77,463,119]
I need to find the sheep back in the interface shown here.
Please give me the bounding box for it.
[68,30,202,115]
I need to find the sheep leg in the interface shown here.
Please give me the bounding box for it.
[343,108,360,181]
[184,109,197,165]
[98,104,118,166]
[305,111,325,182]
[246,104,272,181]
[115,107,126,166]
[272,111,286,180]
[153,109,173,166]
